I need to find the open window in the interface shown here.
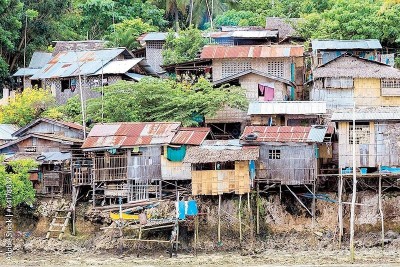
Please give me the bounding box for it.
[268,149,281,159]
[61,78,77,92]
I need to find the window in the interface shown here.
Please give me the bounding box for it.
[381,79,400,96]
[221,61,251,78]
[267,61,284,77]
[147,41,164,49]
[194,163,214,171]
[268,149,281,159]
[349,122,370,144]
[216,161,235,170]
[325,77,353,88]
[61,78,77,92]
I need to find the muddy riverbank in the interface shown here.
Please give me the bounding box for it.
[1,247,400,266]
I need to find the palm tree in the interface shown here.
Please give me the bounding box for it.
[191,0,238,29]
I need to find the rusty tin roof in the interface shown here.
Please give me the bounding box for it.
[241,125,331,143]
[200,45,304,59]
[171,127,210,145]
[82,122,181,150]
[31,48,131,79]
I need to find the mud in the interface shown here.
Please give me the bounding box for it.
[1,248,400,266]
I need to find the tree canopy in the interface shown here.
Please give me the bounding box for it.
[0,88,55,126]
[162,27,206,65]
[0,157,37,208]
[49,78,248,126]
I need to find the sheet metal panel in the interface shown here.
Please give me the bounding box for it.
[200,45,304,59]
[312,39,382,51]
[247,101,326,115]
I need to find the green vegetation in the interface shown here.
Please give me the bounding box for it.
[162,27,206,65]
[50,78,248,126]
[0,157,37,208]
[0,0,399,88]
[0,88,55,126]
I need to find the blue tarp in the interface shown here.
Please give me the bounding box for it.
[176,200,198,219]
[167,145,186,162]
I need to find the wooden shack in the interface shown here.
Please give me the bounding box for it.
[331,108,400,170]
[0,118,85,195]
[241,125,333,185]
[81,122,181,205]
[183,140,259,195]
[161,127,210,181]
[311,54,400,110]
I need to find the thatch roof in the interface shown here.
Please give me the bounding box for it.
[183,140,259,163]
[265,17,303,39]
[313,55,400,79]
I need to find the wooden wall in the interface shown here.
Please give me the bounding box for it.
[191,161,250,195]
[127,146,162,181]
[258,143,316,185]
[354,78,400,107]
[161,155,191,180]
[239,73,288,101]
[337,121,400,168]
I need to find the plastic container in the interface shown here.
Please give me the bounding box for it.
[360,168,367,175]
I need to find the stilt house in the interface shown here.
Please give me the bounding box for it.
[0,118,85,195]
[183,139,259,195]
[241,125,334,185]
[81,122,181,205]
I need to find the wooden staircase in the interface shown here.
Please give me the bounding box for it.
[46,208,72,240]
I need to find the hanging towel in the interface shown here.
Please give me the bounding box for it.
[259,82,275,101]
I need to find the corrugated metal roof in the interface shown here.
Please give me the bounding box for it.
[142,32,168,41]
[312,39,382,51]
[29,52,52,69]
[331,111,400,121]
[82,122,181,150]
[13,52,53,77]
[200,45,304,59]
[40,152,71,162]
[231,30,278,38]
[247,101,327,115]
[94,58,143,75]
[241,125,331,143]
[13,118,84,137]
[124,72,147,81]
[0,124,19,141]
[13,68,39,77]
[31,48,128,79]
[308,126,329,142]
[171,127,210,145]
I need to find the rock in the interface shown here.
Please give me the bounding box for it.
[314,231,323,237]
[385,230,399,239]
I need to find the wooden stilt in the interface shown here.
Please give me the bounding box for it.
[194,215,198,256]
[239,194,242,242]
[159,180,162,200]
[218,194,221,244]
[312,178,316,228]
[379,174,384,249]
[338,174,344,248]
[256,183,260,235]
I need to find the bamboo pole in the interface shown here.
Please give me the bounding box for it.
[379,174,384,249]
[256,183,260,235]
[194,215,198,256]
[350,103,357,262]
[218,194,221,243]
[239,194,242,242]
[338,174,343,248]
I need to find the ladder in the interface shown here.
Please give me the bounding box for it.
[46,208,72,240]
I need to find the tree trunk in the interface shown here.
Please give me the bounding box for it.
[188,0,194,27]
[174,5,179,32]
